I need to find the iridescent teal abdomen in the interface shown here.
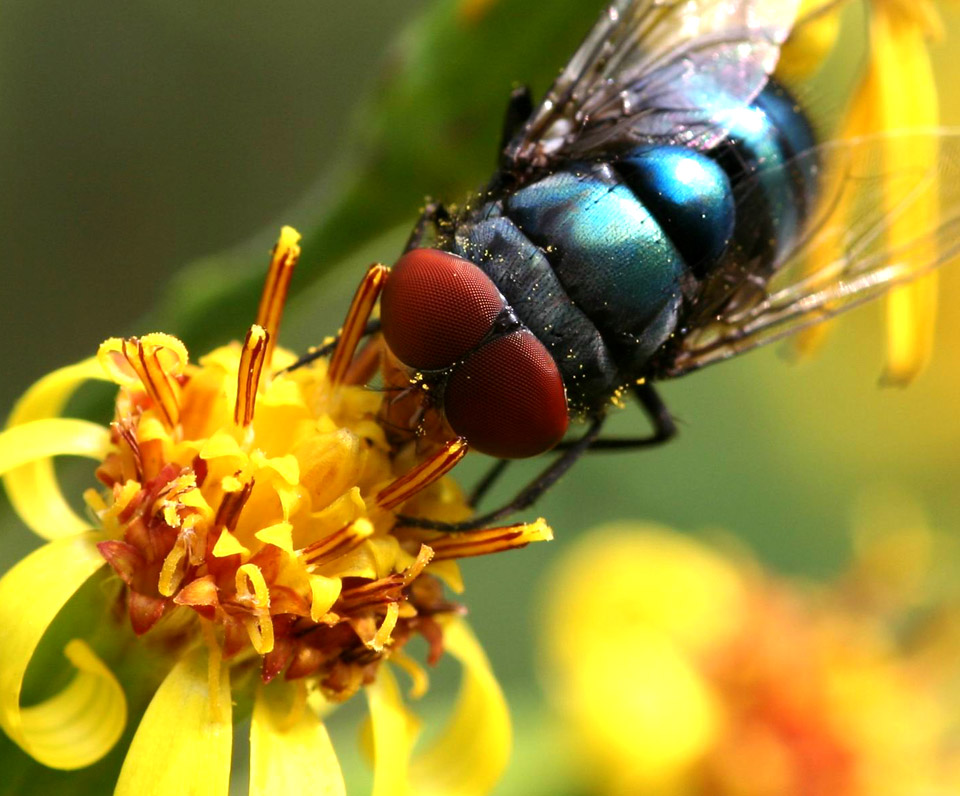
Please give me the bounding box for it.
[615,147,735,277]
[715,81,818,267]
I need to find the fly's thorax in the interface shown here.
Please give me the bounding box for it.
[503,161,690,374]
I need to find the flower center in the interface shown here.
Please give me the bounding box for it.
[89,227,551,702]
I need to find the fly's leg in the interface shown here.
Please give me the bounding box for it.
[555,382,677,452]
[404,202,451,252]
[499,84,534,153]
[468,459,512,508]
[279,319,381,375]
[397,415,605,531]
[466,383,675,512]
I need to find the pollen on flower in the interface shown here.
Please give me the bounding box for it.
[84,227,552,703]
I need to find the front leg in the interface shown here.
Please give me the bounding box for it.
[555,382,677,451]
[397,415,605,531]
[499,84,534,153]
[404,201,451,252]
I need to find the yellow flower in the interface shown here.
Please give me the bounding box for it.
[539,520,960,795]
[780,0,950,382]
[0,226,552,794]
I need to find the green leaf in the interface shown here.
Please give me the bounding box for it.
[146,0,602,351]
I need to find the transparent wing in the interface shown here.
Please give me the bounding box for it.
[503,0,799,169]
[660,130,960,377]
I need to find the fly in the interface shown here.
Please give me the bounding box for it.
[292,0,960,531]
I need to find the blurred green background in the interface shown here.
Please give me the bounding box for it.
[2,0,960,793]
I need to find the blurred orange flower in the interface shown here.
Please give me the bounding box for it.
[540,511,960,795]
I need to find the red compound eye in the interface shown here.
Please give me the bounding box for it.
[443,330,569,459]
[381,249,506,371]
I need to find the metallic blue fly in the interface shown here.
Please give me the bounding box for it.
[296,0,960,531]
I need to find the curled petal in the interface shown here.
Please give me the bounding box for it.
[4,357,111,539]
[366,665,418,796]
[7,358,108,424]
[0,419,110,471]
[411,618,510,796]
[0,419,112,541]
[249,683,345,796]
[0,532,125,769]
[115,646,232,796]
[19,640,126,770]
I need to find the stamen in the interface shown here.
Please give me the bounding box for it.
[237,563,274,654]
[328,263,389,386]
[255,226,301,367]
[214,479,255,532]
[302,518,374,565]
[427,518,553,560]
[235,325,269,427]
[99,336,186,429]
[338,546,434,611]
[158,537,187,597]
[402,543,435,585]
[376,438,468,510]
[369,602,400,652]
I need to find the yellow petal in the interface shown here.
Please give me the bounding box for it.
[426,560,464,594]
[20,640,126,770]
[411,618,510,796]
[0,532,125,769]
[212,529,250,558]
[0,419,110,471]
[7,358,107,424]
[867,13,940,383]
[200,430,245,461]
[115,646,232,796]
[255,522,294,554]
[777,0,842,82]
[309,574,342,622]
[4,357,111,539]
[366,665,417,796]
[249,684,345,796]
[250,451,300,486]
[793,89,868,359]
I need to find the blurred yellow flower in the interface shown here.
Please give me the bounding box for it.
[540,519,960,796]
[780,0,951,382]
[0,227,551,795]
